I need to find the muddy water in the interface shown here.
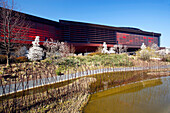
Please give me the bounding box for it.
[84,76,170,113]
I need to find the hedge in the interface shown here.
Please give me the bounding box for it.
[0,55,29,64]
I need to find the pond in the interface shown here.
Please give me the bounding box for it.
[84,76,170,113]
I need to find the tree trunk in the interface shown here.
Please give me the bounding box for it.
[6,52,10,67]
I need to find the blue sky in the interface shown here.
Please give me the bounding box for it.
[14,0,170,47]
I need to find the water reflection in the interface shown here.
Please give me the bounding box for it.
[84,76,170,113]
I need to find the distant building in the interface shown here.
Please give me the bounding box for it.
[0,8,161,53]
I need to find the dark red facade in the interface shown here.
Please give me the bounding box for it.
[23,15,61,45]
[60,20,161,53]
[0,9,161,53]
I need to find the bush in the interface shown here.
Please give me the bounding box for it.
[41,58,53,64]
[56,57,80,67]
[87,52,105,56]
[96,46,103,53]
[162,55,170,62]
[0,55,16,64]
[55,69,61,75]
[0,55,7,64]
[86,53,132,67]
[15,56,29,63]
[136,47,155,61]
[0,55,29,64]
[53,53,133,72]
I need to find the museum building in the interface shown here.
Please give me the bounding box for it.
[0,9,161,53]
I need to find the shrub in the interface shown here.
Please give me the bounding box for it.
[136,47,155,61]
[0,55,7,64]
[56,57,80,67]
[0,55,19,64]
[87,52,105,56]
[55,65,66,75]
[55,69,61,75]
[41,58,53,64]
[96,46,103,53]
[15,56,29,63]
[161,55,170,62]
[90,81,104,93]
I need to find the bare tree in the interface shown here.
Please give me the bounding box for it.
[96,46,103,53]
[15,46,28,57]
[43,38,75,58]
[151,43,159,51]
[69,44,75,55]
[0,0,30,66]
[43,38,60,58]
[113,44,127,54]
[118,44,123,54]
[59,42,75,57]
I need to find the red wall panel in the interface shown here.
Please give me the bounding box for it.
[116,32,159,46]
[0,21,61,45]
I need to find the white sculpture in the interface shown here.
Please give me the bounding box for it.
[103,42,107,50]
[32,36,40,47]
[102,42,115,54]
[141,43,146,50]
[109,47,115,54]
[102,42,109,53]
[27,36,43,61]
[165,48,170,54]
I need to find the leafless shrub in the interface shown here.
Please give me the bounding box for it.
[96,46,103,53]
[136,47,155,60]
[151,43,159,51]
[113,44,127,54]
[43,38,60,58]
[15,46,28,57]
[43,38,75,58]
